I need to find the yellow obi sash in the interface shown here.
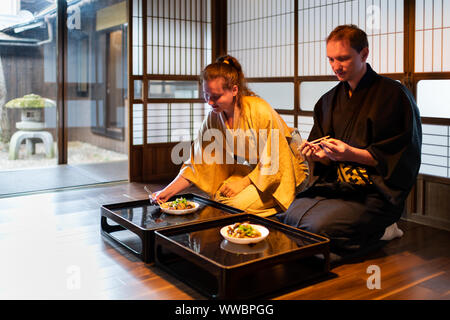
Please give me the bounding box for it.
[337,162,372,185]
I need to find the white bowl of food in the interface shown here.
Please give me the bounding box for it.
[220,222,269,244]
[159,197,200,215]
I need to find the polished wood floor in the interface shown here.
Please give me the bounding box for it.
[0,182,449,300]
[0,160,127,197]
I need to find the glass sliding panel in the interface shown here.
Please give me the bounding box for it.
[148,80,199,99]
[299,81,339,111]
[0,0,57,169]
[417,80,450,118]
[134,79,143,100]
[248,82,294,110]
[67,0,128,168]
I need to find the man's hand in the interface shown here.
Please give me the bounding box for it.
[319,138,352,162]
[299,138,376,167]
[299,140,330,164]
[319,138,377,166]
[219,177,251,198]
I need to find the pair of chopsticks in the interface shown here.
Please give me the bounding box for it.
[151,195,164,206]
[310,135,331,145]
[153,198,164,206]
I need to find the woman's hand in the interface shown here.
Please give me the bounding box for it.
[151,175,192,203]
[151,189,173,203]
[218,176,251,198]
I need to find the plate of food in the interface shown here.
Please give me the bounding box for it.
[220,222,269,244]
[159,197,200,215]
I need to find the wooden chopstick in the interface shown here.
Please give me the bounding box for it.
[310,135,330,145]
[150,197,164,206]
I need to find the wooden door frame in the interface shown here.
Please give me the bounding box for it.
[91,26,126,141]
[56,0,68,164]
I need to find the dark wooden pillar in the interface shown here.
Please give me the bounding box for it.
[403,0,415,94]
[211,0,227,61]
[57,0,68,164]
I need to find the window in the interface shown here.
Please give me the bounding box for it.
[0,0,58,168]
[130,0,450,181]
[226,0,404,133]
[130,0,211,146]
[148,80,199,99]
[417,80,450,178]
[228,0,295,78]
[0,0,128,188]
[414,1,450,178]
[248,82,294,110]
[88,25,128,141]
[298,0,404,76]
[300,81,339,111]
[420,124,450,178]
[417,80,450,119]
[147,103,206,143]
[415,0,450,72]
[227,0,297,134]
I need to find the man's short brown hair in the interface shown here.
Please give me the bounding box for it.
[326,24,369,53]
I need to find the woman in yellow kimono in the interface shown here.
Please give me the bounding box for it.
[152,55,308,217]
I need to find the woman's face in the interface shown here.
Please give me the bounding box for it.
[203,77,238,115]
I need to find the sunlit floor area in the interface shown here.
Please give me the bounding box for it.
[0,182,448,300]
[0,141,128,197]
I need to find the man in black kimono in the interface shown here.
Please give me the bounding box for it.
[277,25,422,258]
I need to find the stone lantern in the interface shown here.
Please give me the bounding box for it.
[5,93,55,159]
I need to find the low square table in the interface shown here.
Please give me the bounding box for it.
[100,193,243,263]
[154,213,331,299]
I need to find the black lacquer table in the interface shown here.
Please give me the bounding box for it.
[154,213,331,299]
[100,193,243,263]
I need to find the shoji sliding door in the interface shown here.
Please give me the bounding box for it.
[129,0,212,181]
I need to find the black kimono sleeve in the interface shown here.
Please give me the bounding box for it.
[366,83,422,207]
[306,90,338,182]
[308,92,334,142]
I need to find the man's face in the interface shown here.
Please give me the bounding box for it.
[326,39,368,84]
